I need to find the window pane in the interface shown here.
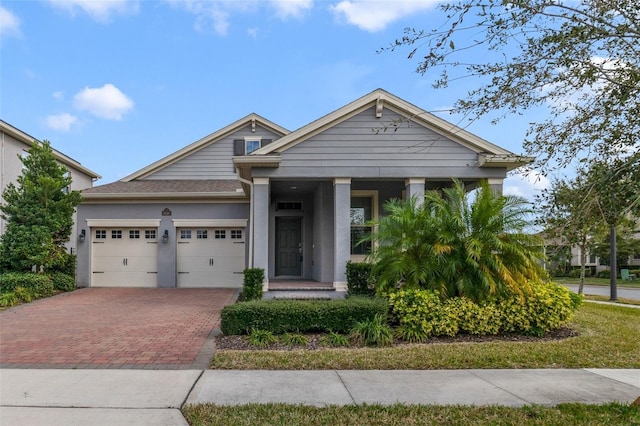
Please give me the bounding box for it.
[351,227,372,255]
[245,140,260,154]
[350,197,372,225]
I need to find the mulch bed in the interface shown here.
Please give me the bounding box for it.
[215,327,578,351]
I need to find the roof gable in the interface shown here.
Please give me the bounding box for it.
[252,88,514,157]
[123,113,289,181]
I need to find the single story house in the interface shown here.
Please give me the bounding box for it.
[77,89,532,291]
[0,120,100,254]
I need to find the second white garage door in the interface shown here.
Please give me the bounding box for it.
[176,227,245,288]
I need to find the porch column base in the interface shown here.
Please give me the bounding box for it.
[333,281,348,292]
[262,279,270,292]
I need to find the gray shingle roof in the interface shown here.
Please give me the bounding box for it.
[83,179,243,194]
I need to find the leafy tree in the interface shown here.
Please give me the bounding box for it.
[384,0,640,174]
[586,152,640,299]
[536,177,605,294]
[0,141,82,272]
[368,179,545,302]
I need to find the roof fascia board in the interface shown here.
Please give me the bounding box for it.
[1,120,101,179]
[123,113,289,181]
[232,155,281,168]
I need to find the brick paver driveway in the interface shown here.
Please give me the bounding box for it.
[0,288,237,369]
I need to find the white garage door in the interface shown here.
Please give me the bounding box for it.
[91,228,158,287]
[176,227,245,288]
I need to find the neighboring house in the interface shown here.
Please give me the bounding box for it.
[77,89,532,291]
[0,120,100,255]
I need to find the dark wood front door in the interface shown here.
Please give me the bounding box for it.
[275,217,302,276]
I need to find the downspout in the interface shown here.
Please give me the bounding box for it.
[236,173,254,268]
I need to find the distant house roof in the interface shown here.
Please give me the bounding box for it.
[0,120,101,180]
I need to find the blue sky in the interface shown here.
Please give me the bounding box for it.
[1,0,551,199]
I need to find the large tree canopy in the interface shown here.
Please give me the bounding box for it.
[385,0,640,173]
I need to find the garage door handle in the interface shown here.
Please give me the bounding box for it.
[209,259,214,266]
[122,258,128,266]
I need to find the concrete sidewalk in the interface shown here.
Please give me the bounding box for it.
[1,369,639,425]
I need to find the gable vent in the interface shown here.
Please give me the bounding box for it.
[276,201,303,211]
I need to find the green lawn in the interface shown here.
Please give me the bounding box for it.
[182,402,640,426]
[556,277,640,288]
[210,303,640,370]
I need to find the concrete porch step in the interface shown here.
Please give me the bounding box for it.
[262,290,345,300]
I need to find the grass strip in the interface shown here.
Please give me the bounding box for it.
[182,402,640,426]
[210,303,640,370]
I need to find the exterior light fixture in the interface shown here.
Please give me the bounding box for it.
[162,229,169,243]
[79,229,86,243]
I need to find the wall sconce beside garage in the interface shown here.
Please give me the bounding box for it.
[162,229,169,243]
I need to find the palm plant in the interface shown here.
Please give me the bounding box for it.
[368,179,545,302]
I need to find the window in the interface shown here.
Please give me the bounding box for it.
[231,229,242,239]
[197,230,208,239]
[180,230,192,239]
[62,171,71,194]
[96,230,107,239]
[350,191,378,256]
[245,139,261,154]
[111,230,122,239]
[589,254,597,264]
[129,230,140,239]
[215,230,226,239]
[145,230,156,239]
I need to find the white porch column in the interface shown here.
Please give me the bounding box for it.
[253,177,270,291]
[487,178,503,195]
[333,178,351,291]
[405,178,425,206]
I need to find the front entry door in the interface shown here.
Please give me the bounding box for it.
[275,217,302,276]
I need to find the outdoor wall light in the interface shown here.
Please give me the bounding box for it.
[162,229,169,244]
[79,229,86,243]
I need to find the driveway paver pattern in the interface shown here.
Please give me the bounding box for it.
[0,288,237,369]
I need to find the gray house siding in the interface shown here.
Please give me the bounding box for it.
[76,202,249,287]
[253,107,506,180]
[144,124,282,180]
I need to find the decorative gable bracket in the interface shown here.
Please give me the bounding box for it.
[376,96,384,118]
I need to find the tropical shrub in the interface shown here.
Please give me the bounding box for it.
[346,261,376,296]
[248,329,278,347]
[320,331,350,347]
[49,272,75,292]
[388,281,580,340]
[368,179,545,303]
[242,268,264,301]
[221,297,388,335]
[280,332,309,347]
[0,272,54,298]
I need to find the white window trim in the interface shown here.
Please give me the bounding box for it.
[350,190,378,262]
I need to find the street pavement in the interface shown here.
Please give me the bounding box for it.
[565,284,640,301]
[1,368,638,425]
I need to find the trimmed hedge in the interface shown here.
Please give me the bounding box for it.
[346,261,376,296]
[221,297,388,335]
[0,272,54,297]
[242,268,264,301]
[50,272,76,292]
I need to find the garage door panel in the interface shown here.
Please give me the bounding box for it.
[176,228,245,288]
[91,227,158,288]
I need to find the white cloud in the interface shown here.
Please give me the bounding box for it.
[329,0,438,32]
[269,0,313,19]
[0,6,21,38]
[46,0,140,23]
[73,84,134,120]
[53,91,64,100]
[504,169,550,201]
[167,0,313,35]
[45,113,79,131]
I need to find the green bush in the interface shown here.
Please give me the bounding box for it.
[567,268,581,278]
[388,281,580,340]
[242,268,264,301]
[49,272,75,292]
[346,261,376,296]
[248,329,277,347]
[320,331,350,347]
[221,297,388,335]
[596,270,611,278]
[51,253,76,277]
[0,272,54,298]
